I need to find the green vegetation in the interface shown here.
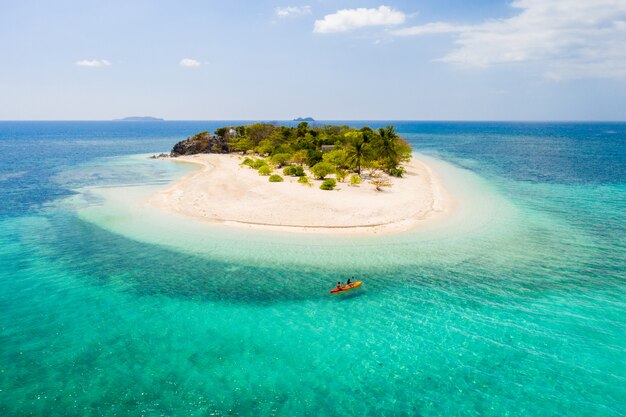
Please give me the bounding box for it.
[251,159,267,169]
[268,174,284,182]
[322,149,346,167]
[258,165,273,176]
[370,176,392,191]
[320,178,337,191]
[344,131,370,175]
[389,166,406,178]
[298,176,312,187]
[310,162,335,179]
[214,122,411,174]
[270,153,291,167]
[283,165,305,177]
[212,122,412,191]
[291,149,308,166]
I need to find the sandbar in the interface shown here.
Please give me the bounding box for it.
[147,154,453,234]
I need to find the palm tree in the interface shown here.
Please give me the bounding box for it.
[345,133,370,176]
[376,126,400,171]
[359,126,375,143]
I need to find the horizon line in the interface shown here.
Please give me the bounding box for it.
[1,119,626,123]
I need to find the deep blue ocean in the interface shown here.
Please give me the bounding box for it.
[1,121,624,416]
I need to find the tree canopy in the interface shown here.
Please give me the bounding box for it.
[217,122,411,175]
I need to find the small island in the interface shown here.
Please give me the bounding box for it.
[169,122,412,188]
[151,122,451,234]
[293,117,315,122]
[114,116,164,121]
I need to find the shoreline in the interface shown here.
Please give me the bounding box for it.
[147,153,454,235]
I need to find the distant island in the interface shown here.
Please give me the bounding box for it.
[114,116,164,121]
[293,117,315,122]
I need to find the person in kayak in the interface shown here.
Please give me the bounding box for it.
[347,278,352,285]
[336,282,342,290]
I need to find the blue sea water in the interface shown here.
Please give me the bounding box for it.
[0,121,624,416]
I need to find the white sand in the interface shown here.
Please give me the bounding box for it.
[147,154,454,234]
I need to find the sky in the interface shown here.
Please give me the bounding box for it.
[1,0,626,120]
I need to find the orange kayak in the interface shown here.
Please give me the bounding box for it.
[330,281,362,293]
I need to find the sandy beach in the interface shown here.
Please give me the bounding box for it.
[148,154,453,234]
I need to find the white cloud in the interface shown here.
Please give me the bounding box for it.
[392,22,469,36]
[275,6,311,18]
[314,6,405,34]
[75,59,111,67]
[391,0,626,79]
[179,58,201,67]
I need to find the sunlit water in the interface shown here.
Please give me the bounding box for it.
[1,121,624,416]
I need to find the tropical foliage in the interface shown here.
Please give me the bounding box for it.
[251,159,267,169]
[320,178,337,191]
[258,165,273,176]
[349,174,362,186]
[310,162,335,179]
[270,153,291,167]
[298,176,312,186]
[335,168,348,182]
[388,166,406,178]
[370,178,392,191]
[214,122,411,176]
[283,165,305,177]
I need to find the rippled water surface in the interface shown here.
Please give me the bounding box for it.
[0,121,624,416]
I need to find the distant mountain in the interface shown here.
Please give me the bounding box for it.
[114,116,164,121]
[293,117,315,122]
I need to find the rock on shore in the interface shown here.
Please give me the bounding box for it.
[170,132,229,156]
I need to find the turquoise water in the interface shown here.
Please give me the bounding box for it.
[0,122,624,416]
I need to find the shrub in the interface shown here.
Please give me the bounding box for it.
[298,176,312,187]
[291,149,308,166]
[251,159,267,169]
[258,165,273,176]
[233,137,254,153]
[283,165,305,176]
[310,162,335,179]
[335,168,348,182]
[270,153,291,167]
[349,174,362,186]
[388,166,406,178]
[242,157,254,167]
[255,139,273,156]
[269,174,284,182]
[320,178,337,190]
[306,150,323,167]
[370,178,392,191]
[322,149,346,167]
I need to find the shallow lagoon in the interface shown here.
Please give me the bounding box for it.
[0,121,624,416]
